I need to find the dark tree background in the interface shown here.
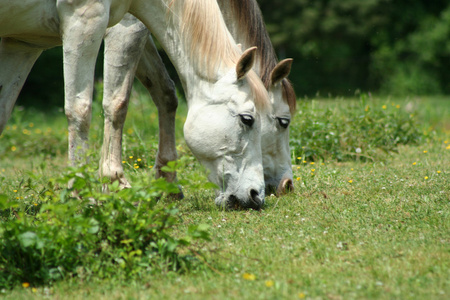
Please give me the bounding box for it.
[16,0,450,108]
[257,0,450,96]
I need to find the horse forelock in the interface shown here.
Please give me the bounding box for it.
[282,79,297,114]
[246,71,270,112]
[172,0,269,111]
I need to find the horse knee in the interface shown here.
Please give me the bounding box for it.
[103,96,130,125]
[162,87,179,114]
[65,100,92,130]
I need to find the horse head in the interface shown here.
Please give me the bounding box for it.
[183,47,266,210]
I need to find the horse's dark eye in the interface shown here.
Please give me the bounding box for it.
[277,118,290,128]
[240,114,255,127]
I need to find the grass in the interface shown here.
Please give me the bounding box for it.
[0,88,449,299]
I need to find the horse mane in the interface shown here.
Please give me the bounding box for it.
[226,0,297,114]
[169,0,269,111]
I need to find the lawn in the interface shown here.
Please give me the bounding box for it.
[0,88,449,299]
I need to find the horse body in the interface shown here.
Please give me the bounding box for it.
[0,0,268,209]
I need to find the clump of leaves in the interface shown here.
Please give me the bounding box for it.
[0,163,210,289]
[290,95,424,162]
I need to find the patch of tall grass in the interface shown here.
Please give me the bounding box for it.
[290,95,425,162]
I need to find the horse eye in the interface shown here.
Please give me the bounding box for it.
[239,114,255,127]
[277,118,290,128]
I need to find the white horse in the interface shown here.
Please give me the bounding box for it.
[102,0,297,197]
[0,0,270,209]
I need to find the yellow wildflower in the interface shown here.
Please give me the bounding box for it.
[298,293,306,299]
[137,158,142,162]
[22,282,30,288]
[396,104,400,109]
[382,105,387,109]
[348,180,353,183]
[265,280,274,287]
[11,146,17,152]
[423,150,428,154]
[129,156,133,159]
[437,171,441,174]
[311,169,315,172]
[310,162,315,165]
[242,273,256,281]
[296,177,301,181]
[424,176,429,180]
[413,162,416,165]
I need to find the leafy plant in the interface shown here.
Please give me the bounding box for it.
[0,163,210,289]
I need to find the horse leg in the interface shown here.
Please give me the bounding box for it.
[56,0,110,166]
[101,15,148,188]
[135,36,181,197]
[0,38,42,133]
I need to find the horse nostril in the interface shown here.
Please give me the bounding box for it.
[249,189,262,210]
[277,178,294,196]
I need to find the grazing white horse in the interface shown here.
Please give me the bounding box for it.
[102,0,297,197]
[0,0,270,209]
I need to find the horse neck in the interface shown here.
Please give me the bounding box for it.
[130,0,231,104]
[218,0,278,85]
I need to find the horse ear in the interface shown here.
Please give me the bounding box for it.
[270,58,293,86]
[236,46,257,80]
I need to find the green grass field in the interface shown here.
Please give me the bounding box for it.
[1,88,449,299]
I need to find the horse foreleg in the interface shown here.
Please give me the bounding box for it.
[56,0,110,166]
[0,38,42,133]
[136,36,181,196]
[101,15,148,188]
